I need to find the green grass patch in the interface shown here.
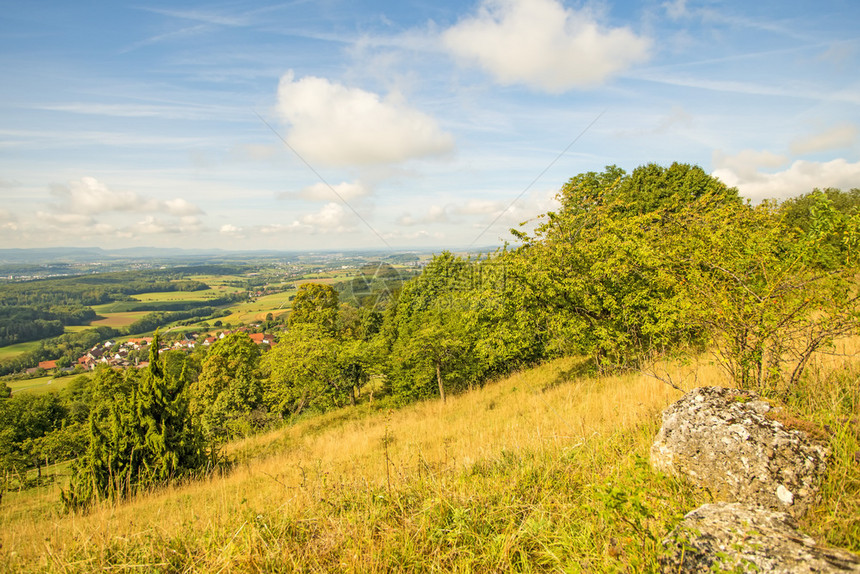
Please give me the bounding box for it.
[0,340,40,361]
[7,375,76,395]
[130,287,239,303]
[63,325,92,334]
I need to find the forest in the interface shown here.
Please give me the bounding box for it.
[2,162,859,510]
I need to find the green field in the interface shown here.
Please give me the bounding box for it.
[220,289,295,324]
[7,374,78,395]
[0,341,40,361]
[63,325,93,334]
[130,285,243,303]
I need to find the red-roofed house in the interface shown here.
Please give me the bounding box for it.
[249,333,275,346]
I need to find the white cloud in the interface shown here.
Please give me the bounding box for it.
[133,216,178,235]
[443,0,651,92]
[712,155,860,201]
[49,176,203,216]
[164,198,203,216]
[52,177,139,214]
[276,72,455,166]
[712,149,789,181]
[663,0,688,19]
[790,124,858,155]
[219,223,245,238]
[299,202,356,232]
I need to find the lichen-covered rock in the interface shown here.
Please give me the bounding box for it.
[661,502,860,573]
[650,386,828,517]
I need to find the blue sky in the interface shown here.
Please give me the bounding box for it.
[1,0,858,251]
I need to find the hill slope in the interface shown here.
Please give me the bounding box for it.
[1,349,857,572]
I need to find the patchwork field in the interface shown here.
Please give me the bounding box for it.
[88,310,151,328]
[220,289,296,324]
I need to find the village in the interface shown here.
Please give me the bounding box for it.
[31,328,277,375]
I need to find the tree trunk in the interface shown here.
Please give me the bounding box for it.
[436,359,446,403]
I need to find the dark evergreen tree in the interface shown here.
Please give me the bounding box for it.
[62,333,212,510]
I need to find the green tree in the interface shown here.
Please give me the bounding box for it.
[192,332,264,441]
[262,324,345,418]
[384,253,482,401]
[289,283,339,334]
[508,164,739,370]
[63,333,211,509]
[673,194,860,394]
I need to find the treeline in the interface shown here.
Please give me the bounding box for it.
[0,271,208,308]
[0,306,96,347]
[0,269,210,348]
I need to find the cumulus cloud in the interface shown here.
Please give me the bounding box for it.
[163,198,203,216]
[790,124,858,155]
[299,202,356,232]
[276,72,455,166]
[443,0,651,92]
[712,152,860,201]
[220,223,242,234]
[49,176,203,216]
[712,149,789,181]
[255,203,363,236]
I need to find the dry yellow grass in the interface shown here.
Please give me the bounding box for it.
[1,352,723,570]
[4,339,857,571]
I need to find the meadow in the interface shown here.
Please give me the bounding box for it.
[2,342,857,572]
[0,341,39,361]
[6,374,75,395]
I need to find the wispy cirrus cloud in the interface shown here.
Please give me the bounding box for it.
[790,124,858,155]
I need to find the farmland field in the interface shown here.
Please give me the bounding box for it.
[88,311,151,328]
[219,289,296,324]
[130,285,243,303]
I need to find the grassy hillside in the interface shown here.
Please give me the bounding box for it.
[1,346,857,572]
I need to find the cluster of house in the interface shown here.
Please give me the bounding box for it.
[32,329,277,374]
[74,337,155,371]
